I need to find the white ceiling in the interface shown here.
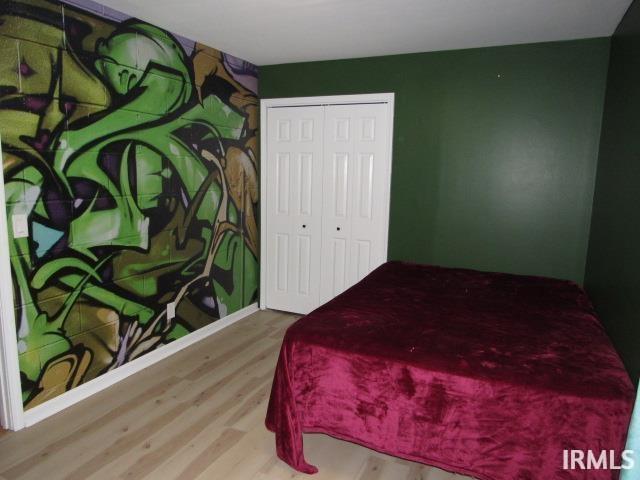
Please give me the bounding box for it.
[97,0,632,66]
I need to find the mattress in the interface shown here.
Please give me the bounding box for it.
[266,261,634,479]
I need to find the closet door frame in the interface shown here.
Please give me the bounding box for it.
[259,93,395,310]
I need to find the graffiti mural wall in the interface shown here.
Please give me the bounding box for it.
[0,0,259,409]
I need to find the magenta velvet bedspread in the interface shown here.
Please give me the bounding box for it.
[265,262,635,479]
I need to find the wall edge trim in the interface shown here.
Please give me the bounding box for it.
[0,139,25,431]
[22,302,259,428]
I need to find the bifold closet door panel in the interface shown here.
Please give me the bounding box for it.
[319,105,353,304]
[320,104,391,303]
[347,103,390,286]
[265,106,324,314]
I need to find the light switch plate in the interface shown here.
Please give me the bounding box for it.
[166,301,176,320]
[11,214,29,238]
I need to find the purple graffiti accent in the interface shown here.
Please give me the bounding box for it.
[43,187,66,205]
[23,95,49,114]
[70,178,96,199]
[60,0,194,55]
[172,32,196,57]
[60,0,131,22]
[41,188,73,227]
[28,130,51,155]
[93,195,116,210]
[47,202,68,221]
[115,333,129,366]
[103,6,130,22]
[19,61,36,78]
[60,0,253,84]
[223,53,258,94]
[65,21,83,41]
[59,0,106,16]
[99,153,121,185]
[63,100,77,117]
[46,201,72,226]
[22,129,52,155]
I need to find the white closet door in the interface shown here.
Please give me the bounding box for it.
[320,104,391,303]
[265,107,324,314]
[319,108,353,304]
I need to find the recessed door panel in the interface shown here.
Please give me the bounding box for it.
[277,120,291,142]
[332,238,348,296]
[298,153,313,216]
[334,118,350,142]
[333,153,349,217]
[275,233,289,292]
[300,119,314,142]
[296,235,311,295]
[276,153,290,215]
[361,117,376,141]
[354,239,372,281]
[356,153,374,219]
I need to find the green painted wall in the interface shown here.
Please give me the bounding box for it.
[585,1,640,381]
[260,39,610,283]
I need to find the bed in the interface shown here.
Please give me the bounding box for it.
[265,261,635,479]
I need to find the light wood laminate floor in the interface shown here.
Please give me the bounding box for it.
[0,309,473,480]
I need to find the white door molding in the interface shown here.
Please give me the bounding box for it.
[0,139,25,430]
[260,93,395,310]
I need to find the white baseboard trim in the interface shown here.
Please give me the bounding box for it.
[23,302,259,428]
